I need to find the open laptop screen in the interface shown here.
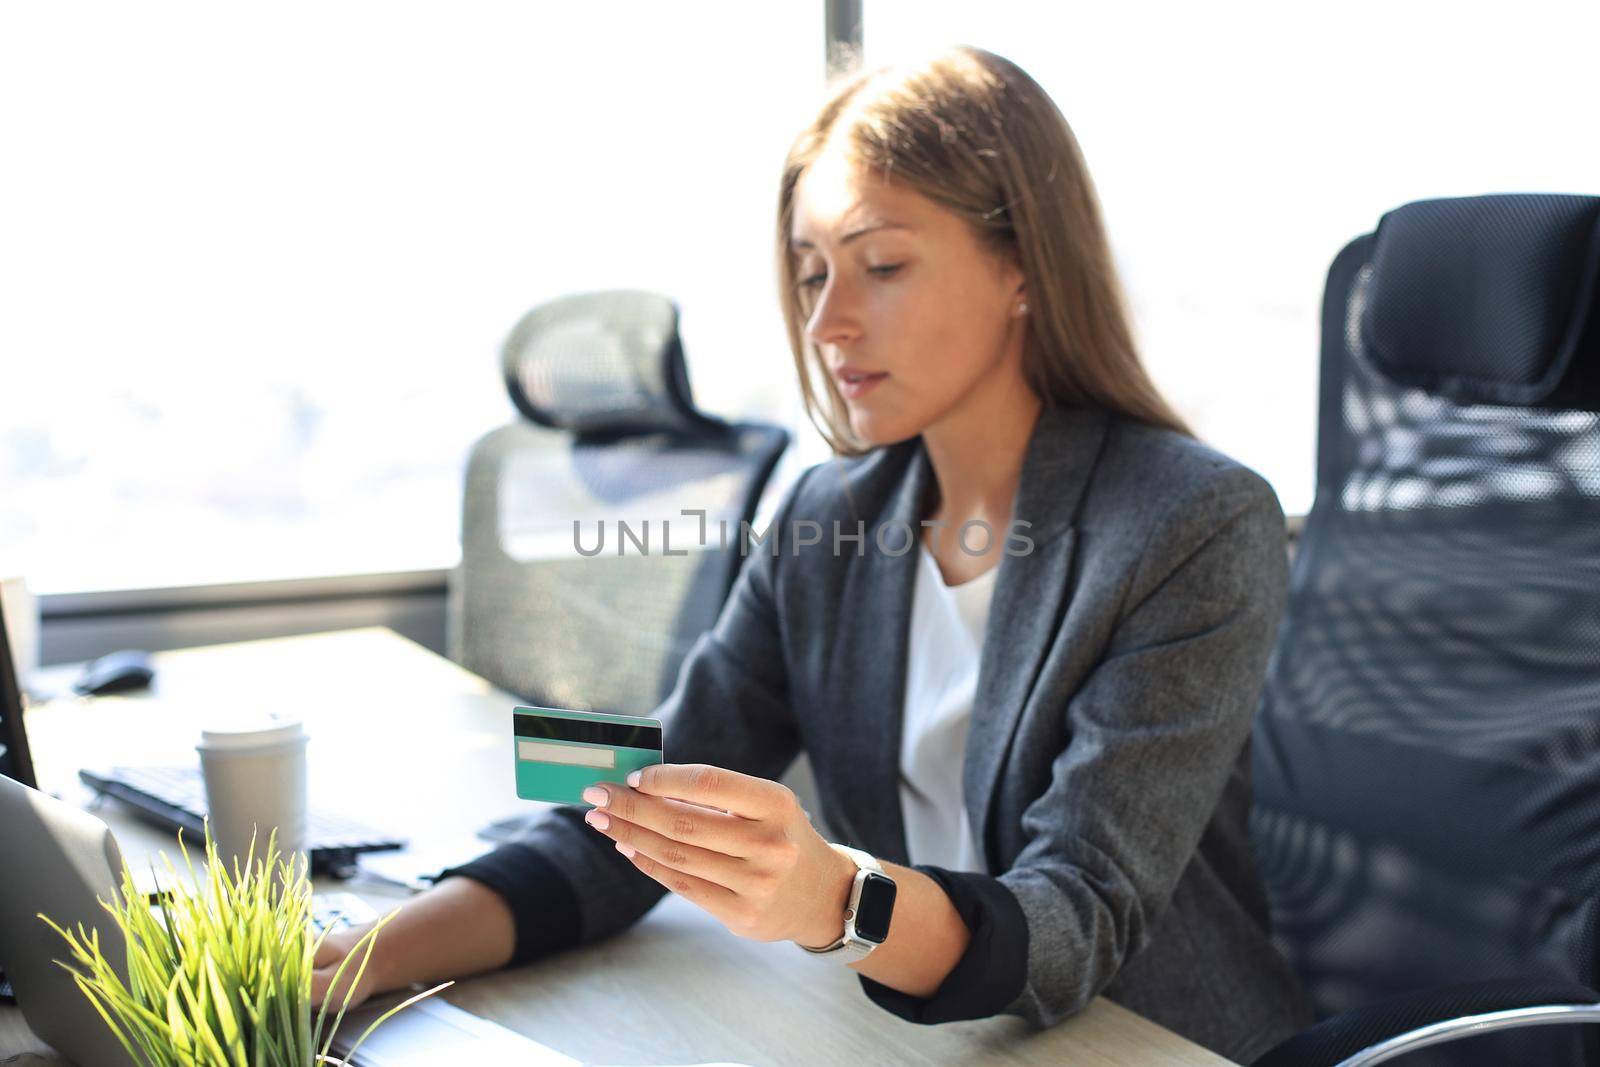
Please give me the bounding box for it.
[0,603,37,788]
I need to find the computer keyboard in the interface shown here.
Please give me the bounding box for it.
[475,813,533,843]
[311,891,380,934]
[79,764,406,871]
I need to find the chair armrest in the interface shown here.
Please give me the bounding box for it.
[1250,977,1600,1067]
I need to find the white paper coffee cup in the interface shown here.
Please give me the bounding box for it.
[196,711,309,877]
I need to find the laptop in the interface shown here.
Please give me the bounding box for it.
[0,590,37,789]
[0,599,406,874]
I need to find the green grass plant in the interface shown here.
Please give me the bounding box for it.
[40,825,448,1066]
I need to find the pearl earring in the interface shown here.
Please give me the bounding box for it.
[1017,301,1029,315]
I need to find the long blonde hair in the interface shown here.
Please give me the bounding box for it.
[776,44,1193,455]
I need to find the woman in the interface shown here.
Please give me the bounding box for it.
[315,45,1310,1062]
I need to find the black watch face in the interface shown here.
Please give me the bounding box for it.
[853,872,897,944]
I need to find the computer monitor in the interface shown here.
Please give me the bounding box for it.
[0,601,38,788]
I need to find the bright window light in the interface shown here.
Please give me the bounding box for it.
[0,2,822,593]
[866,0,1600,518]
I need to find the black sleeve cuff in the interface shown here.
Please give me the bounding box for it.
[856,864,1030,1024]
[437,841,584,967]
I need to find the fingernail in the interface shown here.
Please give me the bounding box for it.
[626,770,641,787]
[584,809,610,831]
[582,786,608,806]
[616,842,635,857]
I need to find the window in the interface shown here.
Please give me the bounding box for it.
[0,2,823,593]
[864,0,1600,515]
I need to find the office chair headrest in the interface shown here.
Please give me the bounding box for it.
[1360,193,1600,406]
[500,290,722,436]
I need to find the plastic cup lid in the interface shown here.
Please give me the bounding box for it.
[197,710,305,751]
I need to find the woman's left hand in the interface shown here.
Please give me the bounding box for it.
[580,763,856,948]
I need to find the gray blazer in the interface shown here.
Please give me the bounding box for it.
[451,404,1311,1063]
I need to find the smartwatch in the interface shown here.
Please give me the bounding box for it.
[797,844,897,962]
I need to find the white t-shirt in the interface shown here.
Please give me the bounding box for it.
[898,543,999,874]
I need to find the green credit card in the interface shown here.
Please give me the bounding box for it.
[512,705,664,805]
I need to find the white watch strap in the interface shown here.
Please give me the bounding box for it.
[796,844,887,960]
[831,843,884,874]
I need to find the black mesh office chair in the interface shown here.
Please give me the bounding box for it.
[1250,194,1600,1066]
[448,290,789,718]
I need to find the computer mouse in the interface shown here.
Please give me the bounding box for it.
[72,649,155,696]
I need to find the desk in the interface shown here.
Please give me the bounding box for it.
[1,627,1238,1066]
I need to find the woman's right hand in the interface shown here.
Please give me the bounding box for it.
[306,876,519,1012]
[311,921,393,1012]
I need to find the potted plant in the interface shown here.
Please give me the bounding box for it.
[40,826,446,1066]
